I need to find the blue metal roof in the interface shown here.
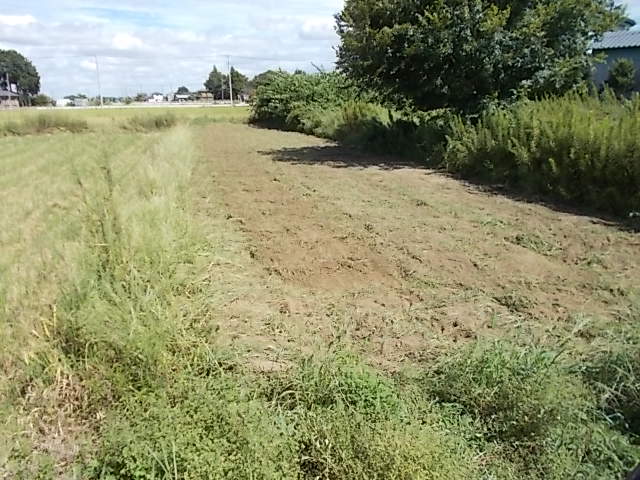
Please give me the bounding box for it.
[591,31,640,50]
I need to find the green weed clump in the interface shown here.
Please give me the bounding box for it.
[267,352,480,480]
[0,113,88,135]
[124,112,178,131]
[422,340,640,478]
[88,374,300,480]
[445,92,640,215]
[579,306,640,438]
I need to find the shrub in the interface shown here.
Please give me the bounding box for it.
[444,92,640,215]
[607,58,636,97]
[250,71,357,128]
[31,94,54,107]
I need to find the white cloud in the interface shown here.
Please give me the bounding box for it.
[0,14,36,26]
[112,32,144,50]
[300,17,335,40]
[80,59,97,71]
[0,1,344,97]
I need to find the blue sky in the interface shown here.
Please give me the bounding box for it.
[0,0,639,98]
[0,0,343,97]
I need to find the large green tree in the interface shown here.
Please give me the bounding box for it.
[205,66,225,99]
[229,67,249,99]
[336,0,623,112]
[0,49,40,96]
[204,66,249,100]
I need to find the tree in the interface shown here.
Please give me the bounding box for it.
[205,66,225,99]
[0,49,40,100]
[177,86,190,94]
[251,70,280,89]
[229,67,248,99]
[31,94,53,106]
[607,58,636,96]
[336,0,623,112]
[134,92,148,102]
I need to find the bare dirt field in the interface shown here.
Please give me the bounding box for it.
[194,123,639,368]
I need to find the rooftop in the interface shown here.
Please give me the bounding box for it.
[591,30,640,50]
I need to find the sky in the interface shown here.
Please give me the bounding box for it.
[0,0,344,98]
[1,0,639,99]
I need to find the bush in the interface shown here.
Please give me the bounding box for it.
[444,92,640,215]
[251,72,452,163]
[250,71,357,129]
[608,58,636,97]
[31,94,54,107]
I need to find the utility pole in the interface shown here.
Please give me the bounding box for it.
[226,55,234,107]
[94,55,103,107]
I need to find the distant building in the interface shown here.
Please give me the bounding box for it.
[0,89,19,108]
[173,93,191,102]
[194,91,214,102]
[148,94,165,103]
[592,30,640,90]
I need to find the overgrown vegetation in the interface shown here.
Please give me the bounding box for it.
[252,72,640,216]
[445,92,640,215]
[123,112,178,131]
[0,112,88,135]
[2,110,638,478]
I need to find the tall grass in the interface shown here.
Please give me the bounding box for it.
[123,112,178,131]
[0,113,88,135]
[445,92,640,215]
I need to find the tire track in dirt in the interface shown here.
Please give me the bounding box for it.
[193,123,640,366]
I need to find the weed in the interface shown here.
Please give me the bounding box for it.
[123,112,178,131]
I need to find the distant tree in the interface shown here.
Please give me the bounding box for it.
[607,58,636,96]
[336,0,624,112]
[177,86,190,94]
[134,92,148,102]
[0,49,40,98]
[31,94,53,106]
[205,66,225,99]
[229,67,248,99]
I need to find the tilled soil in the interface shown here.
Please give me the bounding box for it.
[193,123,640,367]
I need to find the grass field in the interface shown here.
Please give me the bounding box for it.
[1,108,639,478]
